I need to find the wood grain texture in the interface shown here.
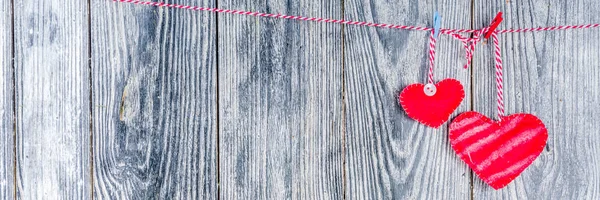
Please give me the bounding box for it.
[0,0,13,199]
[13,0,90,199]
[343,0,473,199]
[217,0,344,199]
[473,0,600,198]
[91,0,217,199]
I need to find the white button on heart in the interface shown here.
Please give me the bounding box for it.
[424,83,436,96]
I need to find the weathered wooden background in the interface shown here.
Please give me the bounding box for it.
[0,0,599,199]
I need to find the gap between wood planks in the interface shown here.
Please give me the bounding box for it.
[87,0,94,199]
[215,0,221,199]
[10,0,16,198]
[469,0,475,199]
[340,0,347,199]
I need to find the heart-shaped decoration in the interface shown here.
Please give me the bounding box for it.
[398,79,464,128]
[449,111,548,189]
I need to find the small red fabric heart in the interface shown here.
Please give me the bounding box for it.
[398,79,464,128]
[449,111,548,189]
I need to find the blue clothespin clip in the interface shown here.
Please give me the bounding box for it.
[433,11,442,39]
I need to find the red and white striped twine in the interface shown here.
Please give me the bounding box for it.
[491,32,505,119]
[117,0,598,118]
[115,0,600,34]
[446,28,487,69]
[431,29,506,119]
[427,31,437,84]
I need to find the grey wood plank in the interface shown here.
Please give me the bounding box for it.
[13,0,90,199]
[343,0,473,199]
[91,0,217,199]
[473,0,600,198]
[217,0,344,199]
[0,0,14,199]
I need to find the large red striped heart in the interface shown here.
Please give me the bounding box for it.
[398,79,464,128]
[449,111,548,189]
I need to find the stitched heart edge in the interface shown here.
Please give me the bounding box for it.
[449,111,548,189]
[398,78,465,128]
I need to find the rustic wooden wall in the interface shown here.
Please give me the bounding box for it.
[13,0,90,199]
[91,0,217,198]
[0,0,599,199]
[0,0,13,199]
[217,0,344,199]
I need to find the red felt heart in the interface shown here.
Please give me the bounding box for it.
[398,79,464,128]
[449,111,548,189]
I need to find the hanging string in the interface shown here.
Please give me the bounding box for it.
[427,28,487,83]
[427,30,437,84]
[426,27,505,119]
[115,0,600,34]
[491,32,505,119]
[445,29,487,69]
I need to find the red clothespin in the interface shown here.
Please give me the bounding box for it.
[484,12,503,39]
